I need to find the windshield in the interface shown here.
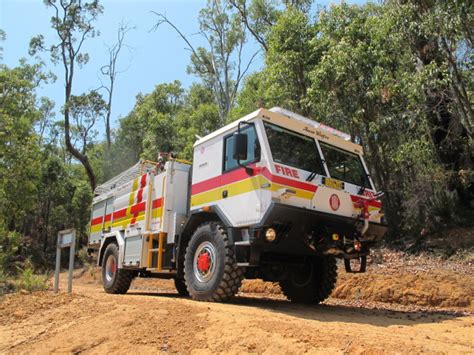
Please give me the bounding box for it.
[319,142,371,188]
[264,122,325,175]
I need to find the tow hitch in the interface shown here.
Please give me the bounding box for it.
[342,191,384,273]
[344,255,367,273]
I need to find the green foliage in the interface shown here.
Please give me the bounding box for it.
[265,8,315,115]
[236,1,473,236]
[30,0,105,191]
[187,0,249,122]
[0,226,22,275]
[0,61,50,229]
[67,91,107,154]
[112,82,220,165]
[17,262,50,293]
[0,29,5,60]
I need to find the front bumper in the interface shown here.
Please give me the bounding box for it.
[235,202,388,265]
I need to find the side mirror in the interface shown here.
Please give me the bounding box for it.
[233,133,248,161]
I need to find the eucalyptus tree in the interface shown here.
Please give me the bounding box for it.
[30,0,104,190]
[228,0,312,52]
[153,0,259,123]
[100,22,134,148]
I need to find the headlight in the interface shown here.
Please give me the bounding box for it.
[265,228,277,242]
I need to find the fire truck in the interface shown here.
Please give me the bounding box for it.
[89,107,387,303]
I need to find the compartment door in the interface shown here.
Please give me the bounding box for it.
[89,200,106,245]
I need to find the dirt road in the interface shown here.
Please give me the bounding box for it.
[1,274,473,354]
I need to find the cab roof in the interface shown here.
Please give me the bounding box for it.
[194,107,364,155]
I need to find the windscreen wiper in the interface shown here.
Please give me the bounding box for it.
[306,171,317,182]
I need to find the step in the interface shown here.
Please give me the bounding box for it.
[148,248,165,253]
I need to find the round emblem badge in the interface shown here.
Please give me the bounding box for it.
[329,194,340,211]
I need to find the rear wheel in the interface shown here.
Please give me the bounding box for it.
[279,256,337,304]
[102,243,134,294]
[184,222,244,302]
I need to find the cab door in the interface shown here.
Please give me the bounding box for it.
[218,124,264,226]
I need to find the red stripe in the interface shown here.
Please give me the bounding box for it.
[91,216,103,226]
[130,201,146,214]
[140,174,147,188]
[152,198,163,209]
[113,208,127,220]
[136,188,144,203]
[134,175,148,215]
[350,195,382,208]
[261,168,317,193]
[191,165,317,196]
[191,165,260,195]
[130,201,146,225]
[93,196,164,227]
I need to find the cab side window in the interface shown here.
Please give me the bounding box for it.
[223,125,260,172]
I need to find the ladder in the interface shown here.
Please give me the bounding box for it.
[146,232,166,270]
[144,171,168,271]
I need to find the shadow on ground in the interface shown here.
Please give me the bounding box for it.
[126,289,466,327]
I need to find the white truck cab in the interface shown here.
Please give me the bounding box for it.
[89,107,387,303]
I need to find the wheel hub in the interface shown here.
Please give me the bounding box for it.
[292,259,313,287]
[197,251,211,272]
[105,255,117,282]
[193,241,217,283]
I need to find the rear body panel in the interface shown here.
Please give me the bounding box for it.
[89,162,191,269]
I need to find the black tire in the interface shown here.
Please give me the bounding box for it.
[279,256,337,304]
[101,243,134,294]
[184,222,244,302]
[174,278,189,296]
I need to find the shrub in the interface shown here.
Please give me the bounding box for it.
[0,226,22,275]
[0,269,15,296]
[17,264,49,293]
[77,247,91,266]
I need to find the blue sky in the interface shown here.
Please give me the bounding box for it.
[1,0,219,131]
[0,0,364,134]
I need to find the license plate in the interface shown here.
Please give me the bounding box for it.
[324,177,344,190]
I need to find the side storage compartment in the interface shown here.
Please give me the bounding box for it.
[147,161,191,271]
[89,198,106,246]
[123,229,144,267]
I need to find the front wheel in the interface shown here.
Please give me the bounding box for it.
[184,222,244,302]
[174,278,189,296]
[101,243,134,294]
[279,256,337,304]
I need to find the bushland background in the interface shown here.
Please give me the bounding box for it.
[0,0,473,291]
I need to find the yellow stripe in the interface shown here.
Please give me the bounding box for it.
[129,177,139,205]
[111,211,146,229]
[190,174,314,207]
[117,177,141,229]
[353,206,380,214]
[267,182,314,200]
[190,175,262,207]
[151,207,163,219]
[90,224,102,233]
